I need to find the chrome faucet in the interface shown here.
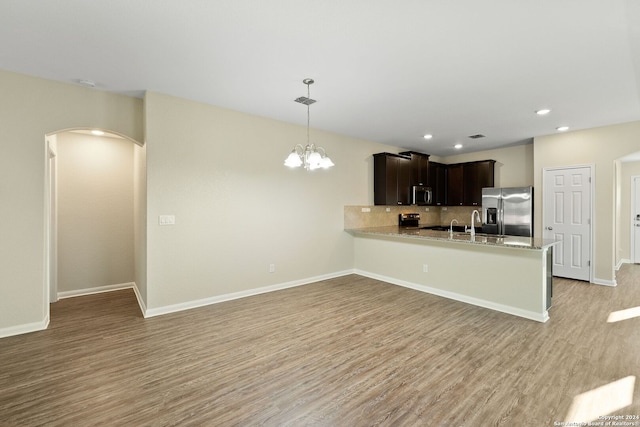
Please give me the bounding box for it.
[449,219,458,236]
[470,210,481,237]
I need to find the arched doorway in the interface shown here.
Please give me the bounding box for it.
[615,151,640,269]
[45,128,146,316]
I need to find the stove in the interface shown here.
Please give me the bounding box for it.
[399,213,420,228]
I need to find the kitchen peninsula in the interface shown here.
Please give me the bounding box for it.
[346,224,558,322]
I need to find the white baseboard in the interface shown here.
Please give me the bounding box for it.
[0,314,49,339]
[2,283,137,339]
[131,283,147,316]
[143,270,354,318]
[57,282,136,299]
[3,268,552,338]
[616,259,631,271]
[57,281,148,316]
[354,269,549,323]
[592,277,617,287]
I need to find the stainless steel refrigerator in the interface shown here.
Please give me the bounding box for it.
[481,186,533,237]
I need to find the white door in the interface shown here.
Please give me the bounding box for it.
[543,166,592,281]
[632,176,640,264]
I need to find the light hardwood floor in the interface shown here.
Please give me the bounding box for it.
[2,267,640,426]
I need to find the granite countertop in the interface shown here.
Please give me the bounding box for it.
[346,226,559,250]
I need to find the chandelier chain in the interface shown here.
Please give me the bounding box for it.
[307,81,310,146]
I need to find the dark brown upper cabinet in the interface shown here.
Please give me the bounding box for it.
[374,152,494,207]
[428,161,447,206]
[446,163,464,206]
[399,151,448,205]
[463,160,496,206]
[447,160,495,206]
[398,151,430,186]
[373,153,412,205]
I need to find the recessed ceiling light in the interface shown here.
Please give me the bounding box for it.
[423,134,433,140]
[454,144,463,149]
[556,126,569,132]
[536,109,551,115]
[91,130,105,136]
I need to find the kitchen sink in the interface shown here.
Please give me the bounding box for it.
[421,225,470,232]
[451,233,502,244]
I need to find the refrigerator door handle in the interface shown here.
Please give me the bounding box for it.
[498,197,504,235]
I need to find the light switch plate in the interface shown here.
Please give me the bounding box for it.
[159,215,176,225]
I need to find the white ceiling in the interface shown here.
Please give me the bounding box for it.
[2,0,639,156]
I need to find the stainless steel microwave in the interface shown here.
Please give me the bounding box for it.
[412,185,432,205]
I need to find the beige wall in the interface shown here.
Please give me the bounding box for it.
[534,121,640,284]
[143,91,394,310]
[133,141,148,305]
[442,143,534,188]
[4,64,638,334]
[617,160,640,264]
[353,234,548,321]
[0,69,143,335]
[0,69,401,335]
[56,132,135,292]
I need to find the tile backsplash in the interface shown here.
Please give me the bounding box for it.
[439,206,482,228]
[344,205,481,229]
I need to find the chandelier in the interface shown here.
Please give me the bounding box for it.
[284,78,335,170]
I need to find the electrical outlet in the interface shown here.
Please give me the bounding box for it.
[361,207,371,213]
[442,207,448,211]
[423,264,429,273]
[159,215,176,225]
[386,207,391,212]
[425,207,430,212]
[269,264,275,273]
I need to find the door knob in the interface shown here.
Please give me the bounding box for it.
[546,226,553,230]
